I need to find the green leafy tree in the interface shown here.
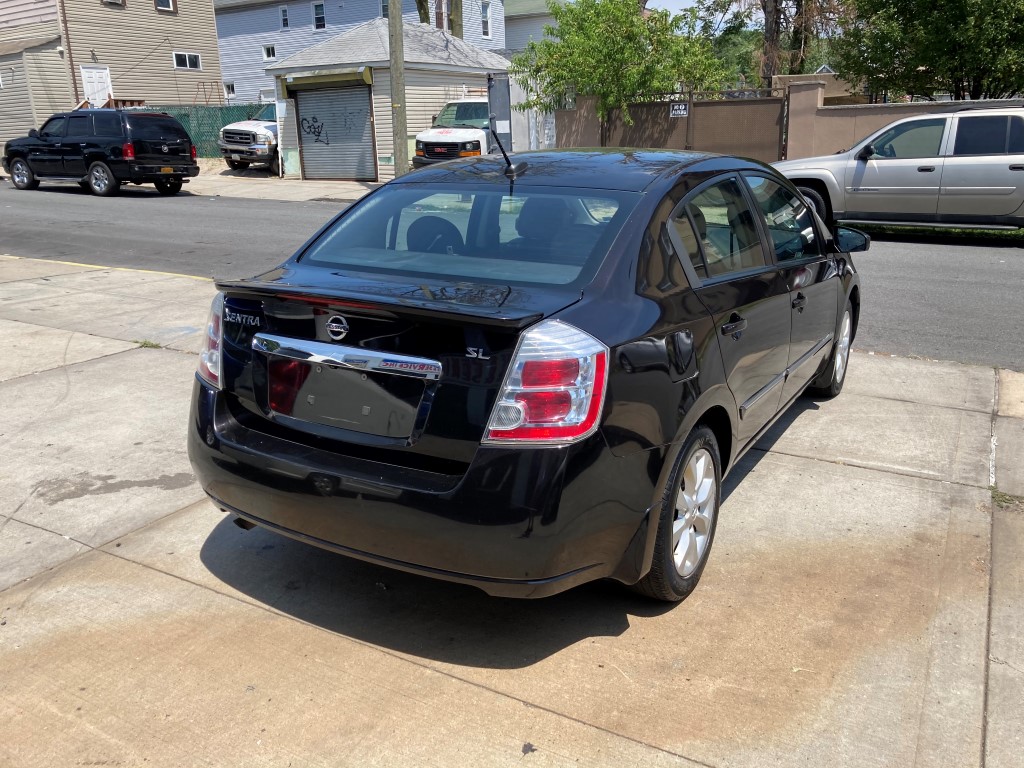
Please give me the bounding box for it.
[833,0,1024,99]
[511,0,728,142]
[414,0,463,38]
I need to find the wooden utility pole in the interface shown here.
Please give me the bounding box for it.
[388,0,409,177]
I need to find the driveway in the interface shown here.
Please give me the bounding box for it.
[0,256,1021,767]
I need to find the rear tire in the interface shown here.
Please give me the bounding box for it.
[634,426,721,602]
[155,179,182,195]
[268,152,280,176]
[809,301,853,398]
[797,185,832,225]
[226,159,250,170]
[10,158,39,190]
[87,161,119,196]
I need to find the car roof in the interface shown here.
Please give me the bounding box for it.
[393,149,768,192]
[50,109,174,118]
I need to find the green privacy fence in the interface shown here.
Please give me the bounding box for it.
[135,104,267,157]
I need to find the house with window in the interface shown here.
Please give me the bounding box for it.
[0,0,223,148]
[502,0,562,151]
[215,0,505,104]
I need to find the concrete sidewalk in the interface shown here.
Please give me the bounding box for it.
[186,157,380,203]
[0,255,1021,768]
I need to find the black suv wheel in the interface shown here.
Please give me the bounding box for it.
[155,180,183,195]
[10,159,39,190]
[87,162,120,197]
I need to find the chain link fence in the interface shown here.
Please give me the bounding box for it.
[134,104,267,157]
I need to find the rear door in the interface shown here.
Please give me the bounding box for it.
[679,176,793,446]
[844,117,949,219]
[938,114,1024,218]
[125,114,192,169]
[744,173,839,403]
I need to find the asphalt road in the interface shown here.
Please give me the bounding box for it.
[1,183,1022,370]
[0,182,342,280]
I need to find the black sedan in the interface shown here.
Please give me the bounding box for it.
[188,150,864,601]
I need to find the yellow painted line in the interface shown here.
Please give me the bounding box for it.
[6,255,213,282]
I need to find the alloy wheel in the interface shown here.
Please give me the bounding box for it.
[12,160,29,187]
[91,165,111,193]
[834,309,852,384]
[672,447,717,578]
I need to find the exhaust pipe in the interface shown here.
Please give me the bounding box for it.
[232,516,256,531]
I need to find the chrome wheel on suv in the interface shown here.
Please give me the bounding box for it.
[10,159,39,190]
[88,162,119,197]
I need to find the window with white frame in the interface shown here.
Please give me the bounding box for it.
[224,82,235,98]
[380,0,388,18]
[154,0,176,11]
[481,0,491,37]
[280,6,289,28]
[263,44,277,60]
[312,1,326,29]
[173,51,201,70]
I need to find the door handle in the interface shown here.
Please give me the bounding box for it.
[917,166,935,173]
[80,142,88,147]
[792,293,807,312]
[720,314,747,339]
[1010,165,1024,171]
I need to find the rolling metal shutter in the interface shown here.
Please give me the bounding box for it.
[296,87,376,181]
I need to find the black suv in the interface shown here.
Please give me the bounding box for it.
[2,109,199,196]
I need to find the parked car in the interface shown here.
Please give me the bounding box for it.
[2,110,199,196]
[218,102,279,174]
[413,97,491,167]
[187,150,865,601]
[774,106,1024,229]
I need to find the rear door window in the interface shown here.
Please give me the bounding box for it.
[673,178,765,279]
[66,114,92,138]
[300,185,639,287]
[954,115,1012,156]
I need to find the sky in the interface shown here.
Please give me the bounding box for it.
[646,0,697,14]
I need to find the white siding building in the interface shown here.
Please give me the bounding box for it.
[215,0,505,103]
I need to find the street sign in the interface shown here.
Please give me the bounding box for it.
[669,103,689,118]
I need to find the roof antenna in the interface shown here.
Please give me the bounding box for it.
[489,112,527,180]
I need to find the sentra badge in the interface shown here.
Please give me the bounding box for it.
[325,315,349,341]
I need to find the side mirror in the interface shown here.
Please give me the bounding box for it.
[28,128,39,138]
[431,114,437,126]
[857,144,874,161]
[835,226,870,253]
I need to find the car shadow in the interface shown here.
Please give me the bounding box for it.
[198,395,821,669]
[199,516,676,668]
[24,184,188,199]
[862,228,1024,249]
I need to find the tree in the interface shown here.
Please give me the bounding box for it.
[511,0,729,142]
[833,0,1024,100]
[414,0,463,38]
[695,0,847,81]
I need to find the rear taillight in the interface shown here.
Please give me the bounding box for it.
[190,144,197,161]
[268,359,311,415]
[197,292,224,388]
[122,141,135,160]
[484,320,608,445]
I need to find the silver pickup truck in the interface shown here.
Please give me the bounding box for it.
[218,103,279,174]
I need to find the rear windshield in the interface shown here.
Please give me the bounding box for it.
[126,115,190,141]
[298,184,641,286]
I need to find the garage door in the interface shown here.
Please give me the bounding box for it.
[296,87,375,180]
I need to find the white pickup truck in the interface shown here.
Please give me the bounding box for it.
[218,103,279,174]
[413,97,493,167]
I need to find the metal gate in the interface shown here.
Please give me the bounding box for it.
[296,87,375,180]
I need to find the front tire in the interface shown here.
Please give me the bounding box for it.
[155,180,182,195]
[10,158,39,190]
[809,301,853,398]
[634,426,721,602]
[797,185,832,225]
[226,159,250,170]
[268,152,280,176]
[87,162,119,196]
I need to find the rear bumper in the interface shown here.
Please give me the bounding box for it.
[187,377,656,597]
[127,163,199,183]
